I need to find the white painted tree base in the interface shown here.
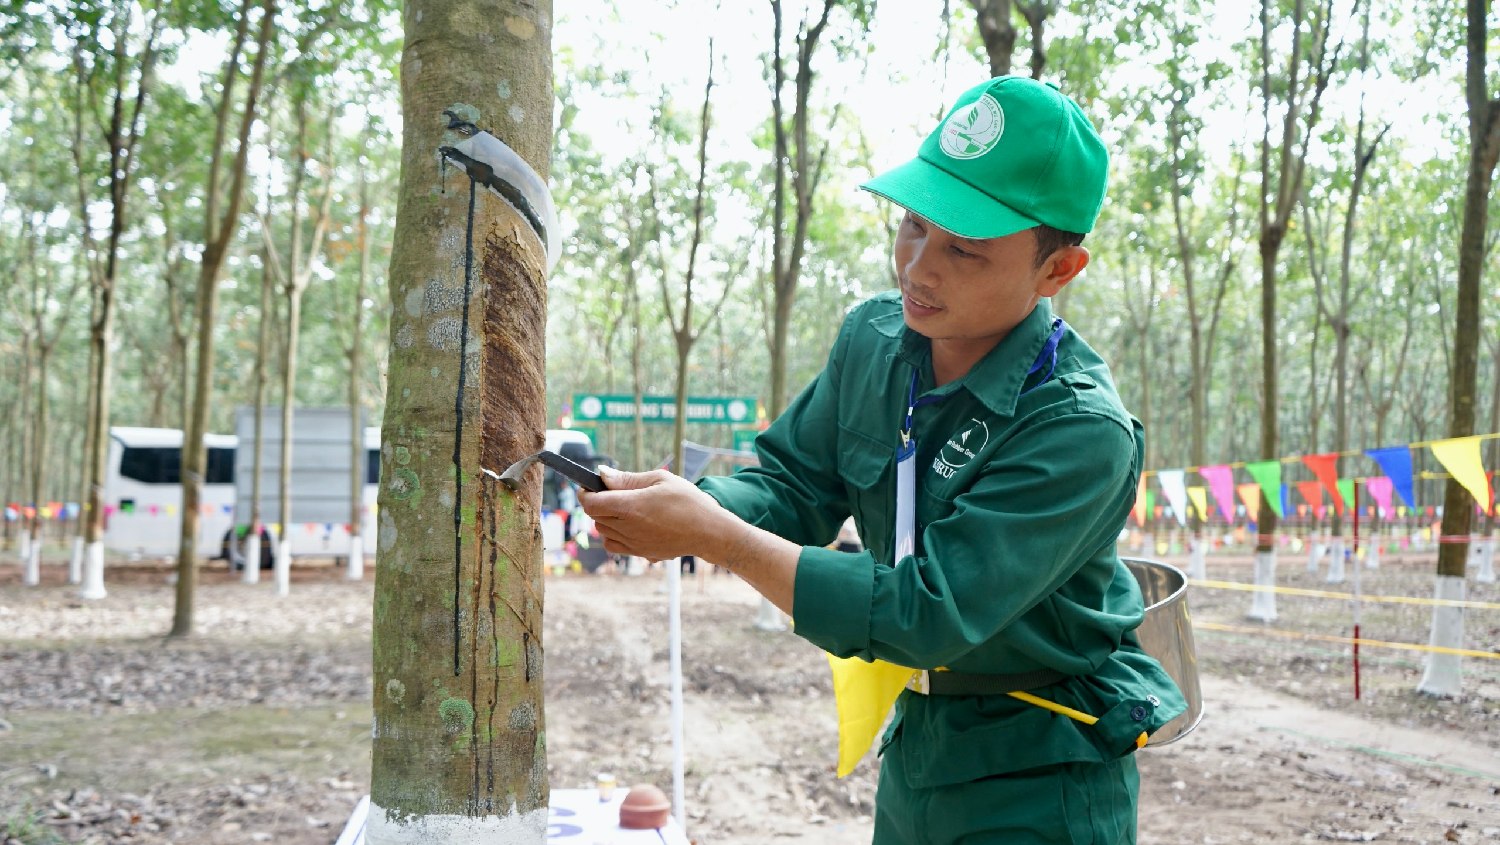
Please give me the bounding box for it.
[68,537,84,584]
[1306,539,1323,574]
[1476,537,1496,584]
[22,532,40,586]
[79,541,107,600]
[362,800,548,845]
[1325,537,1346,584]
[1416,575,1465,698]
[346,534,364,580]
[1186,535,1206,580]
[1364,539,1380,570]
[752,596,787,632]
[343,791,689,845]
[1247,549,1278,622]
[274,542,291,597]
[17,530,31,564]
[243,533,261,584]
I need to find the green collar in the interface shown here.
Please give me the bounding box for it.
[870,295,1056,419]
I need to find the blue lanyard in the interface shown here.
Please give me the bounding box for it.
[900,317,1066,448]
[1020,317,1067,398]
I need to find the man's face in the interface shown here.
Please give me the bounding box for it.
[893,212,1069,355]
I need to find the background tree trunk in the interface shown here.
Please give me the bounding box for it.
[171,0,275,636]
[368,0,554,840]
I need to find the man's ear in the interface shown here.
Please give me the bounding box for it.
[1036,245,1090,297]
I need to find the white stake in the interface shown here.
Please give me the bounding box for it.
[669,556,686,832]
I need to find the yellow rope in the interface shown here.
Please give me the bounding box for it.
[1190,578,1500,611]
[1196,621,1500,660]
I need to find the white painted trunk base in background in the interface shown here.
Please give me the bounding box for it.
[363,801,548,845]
[243,533,262,584]
[274,540,291,596]
[1186,535,1207,580]
[752,596,786,631]
[22,533,40,586]
[1247,549,1278,622]
[1306,538,1323,574]
[18,531,31,564]
[1475,537,1496,584]
[1416,575,1466,698]
[1364,538,1380,570]
[79,541,106,600]
[1325,538,1346,583]
[346,534,364,580]
[68,537,84,583]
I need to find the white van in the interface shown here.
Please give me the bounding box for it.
[103,427,238,559]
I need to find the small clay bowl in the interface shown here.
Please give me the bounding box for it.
[618,784,671,829]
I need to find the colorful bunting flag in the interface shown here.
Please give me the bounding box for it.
[1187,486,1210,523]
[1244,460,1285,518]
[1300,453,1345,516]
[1296,480,1326,519]
[1428,436,1495,516]
[1365,476,1394,518]
[1364,446,1416,509]
[1236,483,1263,521]
[1198,465,1237,523]
[1131,475,1147,527]
[1336,479,1356,515]
[1158,470,1188,527]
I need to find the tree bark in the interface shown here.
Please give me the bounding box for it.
[1436,0,1499,580]
[368,0,554,840]
[966,0,1016,77]
[347,160,372,581]
[172,0,275,636]
[71,1,164,600]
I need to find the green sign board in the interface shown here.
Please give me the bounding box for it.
[573,394,757,425]
[732,429,759,453]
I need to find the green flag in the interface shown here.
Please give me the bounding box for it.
[1244,460,1284,518]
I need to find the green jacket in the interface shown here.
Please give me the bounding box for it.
[700,291,1185,786]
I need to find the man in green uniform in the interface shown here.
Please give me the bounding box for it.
[580,75,1185,844]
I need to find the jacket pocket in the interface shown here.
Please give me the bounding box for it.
[837,426,892,560]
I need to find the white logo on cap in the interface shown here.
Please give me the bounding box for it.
[939,94,1005,160]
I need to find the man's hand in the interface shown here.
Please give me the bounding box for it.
[578,467,738,563]
[579,466,803,614]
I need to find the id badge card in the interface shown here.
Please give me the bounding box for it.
[894,438,916,566]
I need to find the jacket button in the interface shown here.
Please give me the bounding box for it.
[1130,705,1147,721]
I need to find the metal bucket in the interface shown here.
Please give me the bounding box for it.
[1123,557,1203,746]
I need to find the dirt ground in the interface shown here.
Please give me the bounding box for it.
[1,549,1498,844]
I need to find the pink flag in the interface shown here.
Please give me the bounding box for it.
[1198,465,1238,523]
[1364,476,1394,519]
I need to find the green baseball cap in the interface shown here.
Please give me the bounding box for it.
[861,76,1108,238]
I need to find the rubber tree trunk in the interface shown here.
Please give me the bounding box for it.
[245,249,274,585]
[275,290,302,597]
[347,176,371,581]
[1421,0,1499,697]
[171,0,275,637]
[368,1,554,841]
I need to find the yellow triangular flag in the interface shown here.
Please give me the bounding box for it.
[1429,436,1495,516]
[1186,486,1210,523]
[827,654,915,778]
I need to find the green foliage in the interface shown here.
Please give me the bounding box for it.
[0,805,69,845]
[0,0,1492,501]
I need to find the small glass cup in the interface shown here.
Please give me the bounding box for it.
[596,771,617,802]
